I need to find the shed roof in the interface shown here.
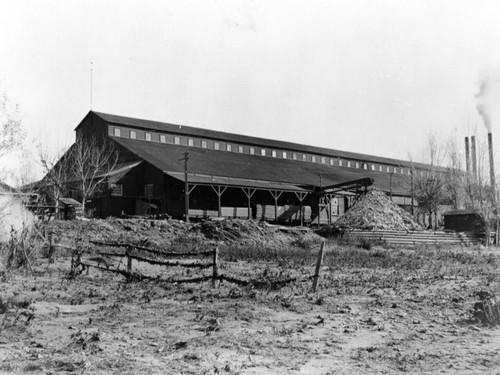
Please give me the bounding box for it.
[113,137,411,196]
[58,197,81,206]
[166,172,310,192]
[92,111,440,171]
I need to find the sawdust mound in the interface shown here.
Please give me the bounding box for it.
[334,189,423,231]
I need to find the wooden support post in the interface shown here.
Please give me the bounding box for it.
[178,152,190,223]
[299,201,303,226]
[294,191,308,227]
[269,190,283,223]
[247,194,251,219]
[212,247,219,287]
[241,187,256,219]
[312,241,326,293]
[211,186,227,218]
[326,195,332,226]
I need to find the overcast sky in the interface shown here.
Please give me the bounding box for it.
[2,0,500,182]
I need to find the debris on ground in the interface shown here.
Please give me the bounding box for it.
[473,291,500,326]
[41,217,322,250]
[333,189,423,231]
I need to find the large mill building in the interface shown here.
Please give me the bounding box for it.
[71,111,432,224]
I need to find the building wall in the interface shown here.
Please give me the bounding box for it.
[75,112,109,141]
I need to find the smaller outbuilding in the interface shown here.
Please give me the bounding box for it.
[442,210,485,232]
[56,198,82,220]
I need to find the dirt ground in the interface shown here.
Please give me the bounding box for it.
[1,219,500,374]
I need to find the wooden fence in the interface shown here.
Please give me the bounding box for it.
[69,241,218,284]
[61,238,326,291]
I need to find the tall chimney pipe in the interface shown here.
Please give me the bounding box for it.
[465,137,471,175]
[471,135,478,181]
[488,132,496,196]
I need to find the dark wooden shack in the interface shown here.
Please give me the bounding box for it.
[442,210,484,232]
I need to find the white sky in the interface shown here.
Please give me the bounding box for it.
[2,0,500,183]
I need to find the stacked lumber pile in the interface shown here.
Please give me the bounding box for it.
[334,189,423,231]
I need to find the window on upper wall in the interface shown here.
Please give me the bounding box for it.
[145,132,152,141]
[226,144,232,152]
[160,134,166,143]
[109,183,123,196]
[214,142,220,150]
[311,155,316,163]
[379,165,383,172]
[174,136,180,145]
[272,150,277,157]
[250,147,255,155]
[144,184,153,198]
[201,140,207,148]
[400,168,404,174]
[329,158,334,165]
[364,163,368,170]
[355,162,360,168]
[130,130,137,139]
[261,149,266,156]
[347,161,352,168]
[371,164,375,171]
[339,159,343,166]
[238,145,243,153]
[321,157,326,164]
[302,154,307,161]
[386,166,390,173]
[407,169,411,175]
[282,151,287,159]
[114,128,121,137]
[188,138,194,146]
[292,153,297,160]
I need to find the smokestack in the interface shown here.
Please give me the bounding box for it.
[471,135,478,181]
[488,132,496,195]
[465,137,471,174]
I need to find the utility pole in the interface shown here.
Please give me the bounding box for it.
[389,172,393,201]
[410,169,414,215]
[179,152,189,223]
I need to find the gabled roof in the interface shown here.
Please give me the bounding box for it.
[93,111,439,170]
[113,137,411,196]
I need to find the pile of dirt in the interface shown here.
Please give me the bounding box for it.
[42,218,204,249]
[334,189,423,231]
[41,217,322,250]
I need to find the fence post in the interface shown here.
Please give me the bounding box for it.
[312,240,326,293]
[48,231,55,263]
[70,251,75,274]
[126,246,133,277]
[212,247,219,287]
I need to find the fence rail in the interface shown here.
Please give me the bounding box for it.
[60,238,329,291]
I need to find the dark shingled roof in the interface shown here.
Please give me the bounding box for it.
[92,111,438,171]
[113,137,411,196]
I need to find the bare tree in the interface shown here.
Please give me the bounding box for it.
[39,145,70,216]
[69,134,119,216]
[444,136,465,211]
[0,90,23,158]
[409,133,449,230]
